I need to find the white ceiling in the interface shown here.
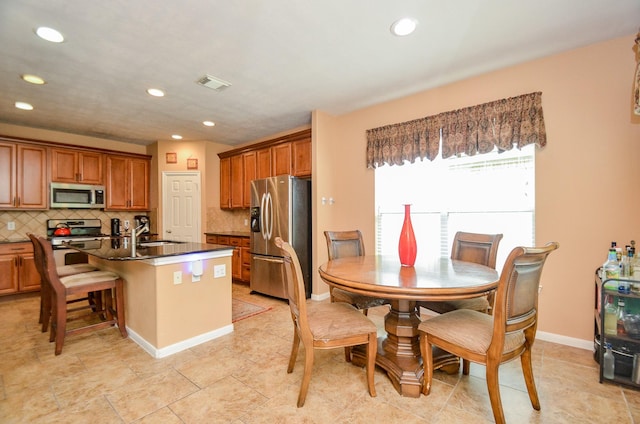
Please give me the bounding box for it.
[0,0,639,147]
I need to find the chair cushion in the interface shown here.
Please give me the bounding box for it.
[419,296,490,314]
[307,302,377,341]
[57,263,99,277]
[418,309,524,355]
[60,270,120,288]
[332,288,388,309]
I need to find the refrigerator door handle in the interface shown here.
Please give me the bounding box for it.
[266,192,273,241]
[260,193,267,240]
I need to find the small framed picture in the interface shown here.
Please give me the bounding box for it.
[166,152,177,164]
[187,158,198,170]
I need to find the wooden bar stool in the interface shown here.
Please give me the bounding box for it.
[35,235,127,355]
[28,233,100,332]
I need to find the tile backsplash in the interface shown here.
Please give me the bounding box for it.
[1,207,251,242]
[0,210,146,242]
[206,207,251,233]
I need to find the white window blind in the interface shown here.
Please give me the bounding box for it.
[375,145,535,270]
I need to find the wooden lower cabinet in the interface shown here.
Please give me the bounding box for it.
[0,242,40,295]
[205,234,250,283]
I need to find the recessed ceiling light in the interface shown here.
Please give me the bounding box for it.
[35,27,64,43]
[171,134,183,140]
[15,102,34,110]
[390,18,418,36]
[21,74,46,85]
[146,88,165,97]
[202,121,215,127]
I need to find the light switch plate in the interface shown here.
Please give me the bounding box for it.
[173,271,182,284]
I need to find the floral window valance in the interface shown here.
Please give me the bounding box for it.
[366,92,546,168]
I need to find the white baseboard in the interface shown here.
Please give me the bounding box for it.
[126,324,235,358]
[535,330,593,351]
[311,291,330,302]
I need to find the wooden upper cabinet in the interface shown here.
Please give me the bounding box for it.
[51,148,103,185]
[256,148,271,179]
[0,142,47,209]
[271,143,291,176]
[230,155,243,208]
[18,145,48,209]
[218,129,311,210]
[220,157,231,209]
[292,138,311,177]
[129,158,149,210]
[243,151,256,208]
[105,155,150,211]
[0,143,16,208]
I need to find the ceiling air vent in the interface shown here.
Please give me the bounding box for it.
[196,74,232,91]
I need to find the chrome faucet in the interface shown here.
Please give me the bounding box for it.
[130,223,148,257]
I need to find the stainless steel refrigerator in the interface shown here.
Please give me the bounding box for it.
[250,175,311,299]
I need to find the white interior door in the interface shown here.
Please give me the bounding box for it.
[162,172,201,242]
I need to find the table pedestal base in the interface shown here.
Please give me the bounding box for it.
[351,299,460,397]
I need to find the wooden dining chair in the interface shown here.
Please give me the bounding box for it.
[418,231,503,315]
[35,235,127,355]
[419,242,558,424]
[276,237,377,407]
[324,230,388,315]
[28,233,101,332]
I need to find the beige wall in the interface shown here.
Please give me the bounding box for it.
[312,34,640,345]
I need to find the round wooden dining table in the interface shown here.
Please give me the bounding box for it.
[318,255,499,398]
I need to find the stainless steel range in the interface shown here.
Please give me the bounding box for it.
[46,219,110,265]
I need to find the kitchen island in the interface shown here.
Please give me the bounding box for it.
[67,237,234,358]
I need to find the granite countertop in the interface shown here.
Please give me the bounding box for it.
[64,236,234,261]
[205,231,251,238]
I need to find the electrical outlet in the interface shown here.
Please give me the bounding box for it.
[7,221,15,230]
[192,274,201,283]
[173,271,182,285]
[214,264,226,278]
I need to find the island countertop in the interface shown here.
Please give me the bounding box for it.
[63,236,233,261]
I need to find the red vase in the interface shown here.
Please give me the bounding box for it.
[398,204,417,266]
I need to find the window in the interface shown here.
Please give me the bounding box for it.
[375,145,534,270]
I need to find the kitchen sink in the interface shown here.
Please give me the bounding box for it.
[138,240,185,247]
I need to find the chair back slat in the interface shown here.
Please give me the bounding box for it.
[28,233,46,284]
[492,243,559,338]
[35,235,65,294]
[451,231,503,269]
[324,230,365,260]
[277,237,310,337]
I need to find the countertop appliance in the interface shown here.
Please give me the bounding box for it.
[250,175,311,299]
[50,182,105,209]
[134,215,150,234]
[111,218,121,236]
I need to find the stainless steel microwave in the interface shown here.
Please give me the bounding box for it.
[50,183,106,209]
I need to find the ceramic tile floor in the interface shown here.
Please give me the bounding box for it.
[2,283,640,423]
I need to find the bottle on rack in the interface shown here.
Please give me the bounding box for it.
[603,343,615,379]
[604,294,618,336]
[617,298,627,335]
[603,248,621,283]
[621,246,632,278]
